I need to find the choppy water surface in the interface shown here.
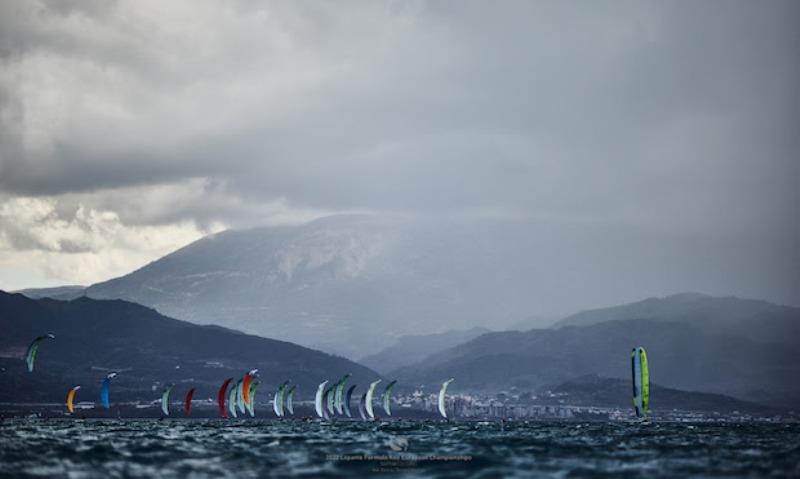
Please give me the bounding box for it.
[1,420,798,478]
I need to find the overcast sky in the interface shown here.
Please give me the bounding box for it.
[0,0,797,306]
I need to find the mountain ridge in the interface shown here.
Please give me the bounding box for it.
[83,215,554,357]
[390,318,800,409]
[0,290,380,404]
[76,214,800,359]
[15,285,86,301]
[359,327,491,374]
[553,292,800,345]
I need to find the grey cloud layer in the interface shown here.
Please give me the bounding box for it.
[0,0,797,297]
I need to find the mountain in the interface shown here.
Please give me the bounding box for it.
[554,292,800,345]
[391,319,800,409]
[359,327,490,374]
[0,290,379,404]
[83,214,571,357]
[15,285,86,301]
[506,315,558,332]
[541,375,771,414]
[81,214,795,359]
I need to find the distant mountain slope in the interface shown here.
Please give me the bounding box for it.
[391,319,800,408]
[506,315,558,332]
[81,214,796,359]
[359,327,490,374]
[0,291,379,404]
[554,293,800,345]
[542,375,771,413]
[83,215,571,357]
[15,285,86,301]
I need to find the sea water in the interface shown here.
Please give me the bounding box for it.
[0,420,798,478]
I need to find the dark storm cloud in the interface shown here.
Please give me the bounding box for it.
[0,0,797,300]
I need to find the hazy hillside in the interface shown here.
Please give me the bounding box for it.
[391,319,800,408]
[554,293,800,345]
[16,285,86,301]
[0,291,379,404]
[82,215,576,357]
[81,214,794,359]
[359,327,490,374]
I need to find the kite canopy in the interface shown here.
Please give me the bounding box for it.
[358,392,368,421]
[100,373,117,409]
[228,381,239,418]
[285,386,296,416]
[66,385,81,414]
[365,380,382,420]
[382,380,397,416]
[247,381,260,417]
[438,379,455,419]
[314,381,329,418]
[326,386,335,416]
[235,379,246,414]
[243,369,258,405]
[334,374,351,415]
[25,333,55,372]
[631,346,650,418]
[344,385,357,418]
[322,389,332,421]
[217,378,233,418]
[185,388,196,416]
[273,381,289,417]
[161,384,175,416]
